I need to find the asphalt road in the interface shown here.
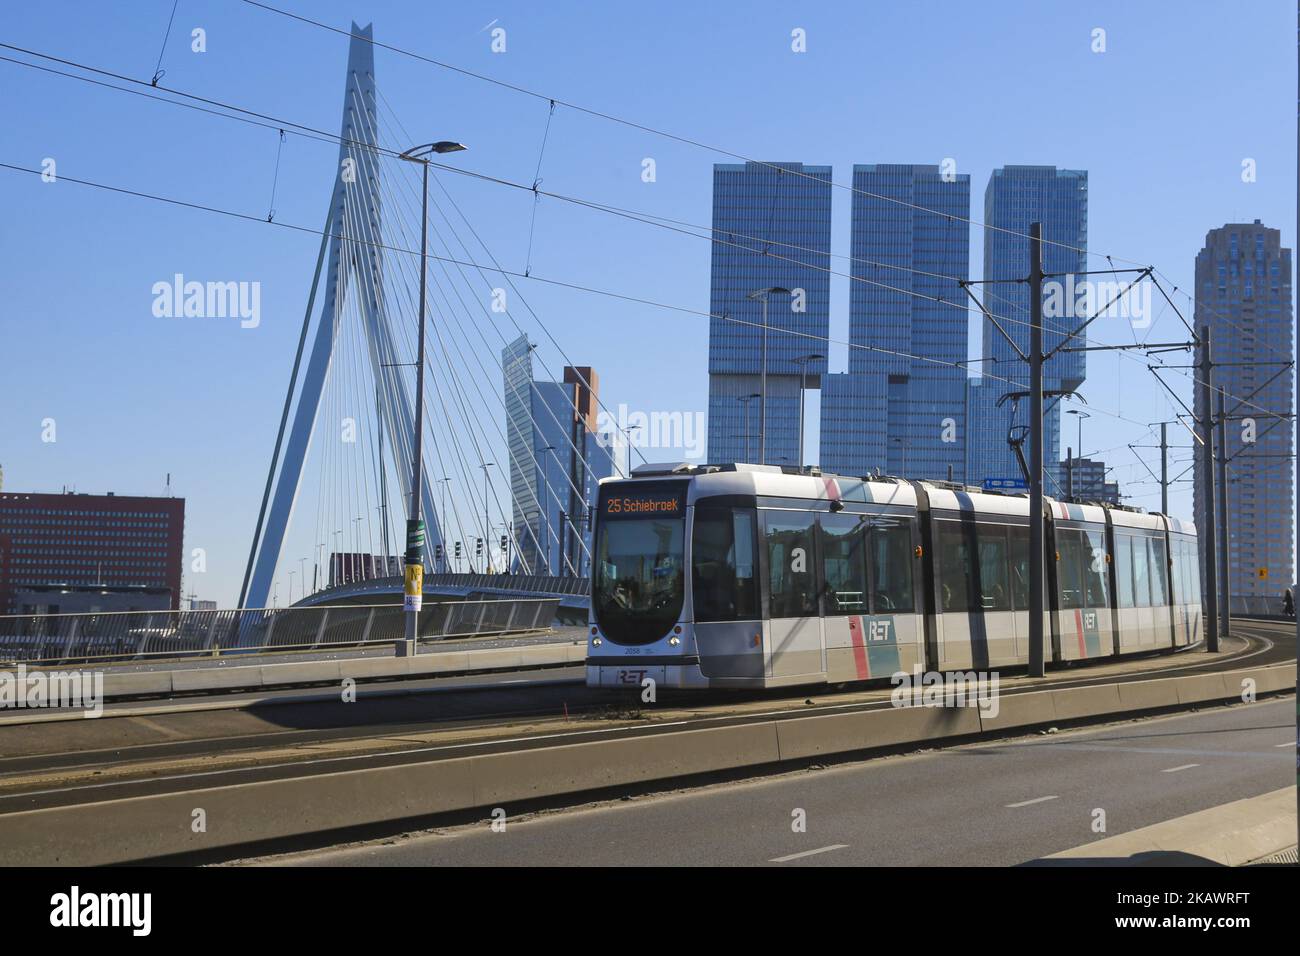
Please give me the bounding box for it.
[243,697,1297,867]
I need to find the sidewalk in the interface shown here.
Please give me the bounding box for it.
[1042,787,1297,866]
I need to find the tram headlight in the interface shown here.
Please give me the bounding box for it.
[668,636,681,646]
[591,637,602,647]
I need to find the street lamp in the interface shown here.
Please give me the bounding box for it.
[1066,409,1091,501]
[479,462,495,573]
[397,140,468,654]
[747,287,791,465]
[891,437,909,478]
[737,392,761,462]
[792,353,823,467]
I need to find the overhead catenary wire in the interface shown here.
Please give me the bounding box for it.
[2,40,1283,408]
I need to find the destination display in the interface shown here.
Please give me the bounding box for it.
[599,483,686,520]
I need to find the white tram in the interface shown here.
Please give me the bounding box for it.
[586,463,1202,690]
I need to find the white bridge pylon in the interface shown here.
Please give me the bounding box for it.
[240,23,443,610]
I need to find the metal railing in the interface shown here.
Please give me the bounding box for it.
[1228,594,1288,617]
[301,572,590,601]
[0,597,559,667]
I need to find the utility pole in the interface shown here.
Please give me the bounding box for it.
[1215,386,1230,638]
[1159,422,1168,515]
[1198,326,1219,652]
[1065,446,1074,502]
[1027,222,1046,678]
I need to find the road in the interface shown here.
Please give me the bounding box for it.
[240,697,1296,866]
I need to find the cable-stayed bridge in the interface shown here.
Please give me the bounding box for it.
[237,23,626,613]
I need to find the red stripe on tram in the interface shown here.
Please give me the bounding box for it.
[1073,607,1087,657]
[849,615,870,679]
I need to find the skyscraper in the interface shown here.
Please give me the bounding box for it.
[821,164,970,479]
[968,166,1088,491]
[1192,221,1295,605]
[707,162,832,465]
[503,335,623,577]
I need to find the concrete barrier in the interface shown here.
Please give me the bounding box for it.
[1115,677,1181,712]
[978,688,1057,733]
[777,704,982,759]
[1173,672,1231,706]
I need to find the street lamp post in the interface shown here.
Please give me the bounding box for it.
[738,392,761,462]
[747,287,791,465]
[892,437,909,477]
[793,352,824,467]
[397,140,467,655]
[1066,409,1090,501]
[480,462,495,572]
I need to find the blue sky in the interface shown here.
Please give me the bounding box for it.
[1,0,1294,605]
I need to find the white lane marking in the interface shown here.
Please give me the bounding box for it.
[1005,795,1059,808]
[1161,763,1200,773]
[1275,741,1296,748]
[770,844,849,863]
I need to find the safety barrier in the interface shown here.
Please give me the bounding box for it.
[0,597,558,667]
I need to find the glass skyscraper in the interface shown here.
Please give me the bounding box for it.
[502,335,623,577]
[968,166,1088,492]
[707,162,832,465]
[1192,222,1295,604]
[820,164,970,479]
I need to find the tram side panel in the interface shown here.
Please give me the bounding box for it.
[926,500,1031,671]
[1109,510,1176,652]
[820,509,924,682]
[1051,503,1116,661]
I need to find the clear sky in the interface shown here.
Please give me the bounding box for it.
[1,0,1294,606]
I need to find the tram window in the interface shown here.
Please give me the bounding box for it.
[976,525,1011,612]
[1115,532,1136,608]
[1131,536,1151,607]
[936,521,972,612]
[1183,539,1201,604]
[1009,525,1030,610]
[692,507,759,622]
[870,522,915,613]
[765,511,818,619]
[819,513,868,614]
[1169,537,1186,604]
[1083,528,1109,607]
[1057,529,1085,610]
[1148,537,1168,606]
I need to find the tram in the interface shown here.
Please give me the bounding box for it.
[586,463,1202,689]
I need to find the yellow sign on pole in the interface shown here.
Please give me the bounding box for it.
[404,563,424,611]
[1257,567,1268,580]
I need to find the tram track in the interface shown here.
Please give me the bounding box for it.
[0,620,1289,815]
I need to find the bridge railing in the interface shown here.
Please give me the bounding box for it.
[0,597,559,668]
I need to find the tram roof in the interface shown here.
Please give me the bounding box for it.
[614,463,1194,533]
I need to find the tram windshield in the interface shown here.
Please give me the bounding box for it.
[593,484,686,644]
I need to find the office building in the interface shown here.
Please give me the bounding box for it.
[0,490,185,613]
[707,161,832,465]
[503,335,623,577]
[1192,221,1295,602]
[821,164,970,478]
[969,166,1088,492]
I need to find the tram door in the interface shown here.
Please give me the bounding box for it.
[762,510,824,679]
